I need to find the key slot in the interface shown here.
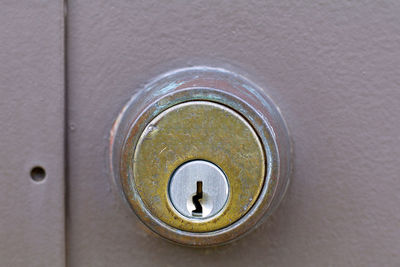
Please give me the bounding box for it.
[191,181,203,217]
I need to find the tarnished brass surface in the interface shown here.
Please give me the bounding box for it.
[132,101,265,232]
[112,67,292,246]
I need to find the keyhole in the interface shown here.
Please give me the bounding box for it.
[192,181,203,217]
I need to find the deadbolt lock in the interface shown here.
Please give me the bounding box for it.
[110,67,292,246]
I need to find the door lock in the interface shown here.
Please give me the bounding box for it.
[110,67,292,246]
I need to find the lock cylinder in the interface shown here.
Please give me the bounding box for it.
[168,160,229,220]
[110,67,292,246]
[132,100,265,232]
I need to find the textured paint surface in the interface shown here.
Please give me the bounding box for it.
[67,0,400,266]
[0,1,66,267]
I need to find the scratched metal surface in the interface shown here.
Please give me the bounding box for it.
[67,1,400,266]
[0,1,66,266]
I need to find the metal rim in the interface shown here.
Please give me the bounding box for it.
[110,67,292,246]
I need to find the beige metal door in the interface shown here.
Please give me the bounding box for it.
[1,1,400,266]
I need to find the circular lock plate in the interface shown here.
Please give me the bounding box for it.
[133,101,265,232]
[110,67,292,246]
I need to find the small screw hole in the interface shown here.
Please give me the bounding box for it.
[30,166,46,182]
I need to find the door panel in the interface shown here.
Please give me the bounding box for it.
[67,1,400,266]
[0,1,66,266]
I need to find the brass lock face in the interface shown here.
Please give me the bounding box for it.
[133,101,265,232]
[110,67,292,246]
